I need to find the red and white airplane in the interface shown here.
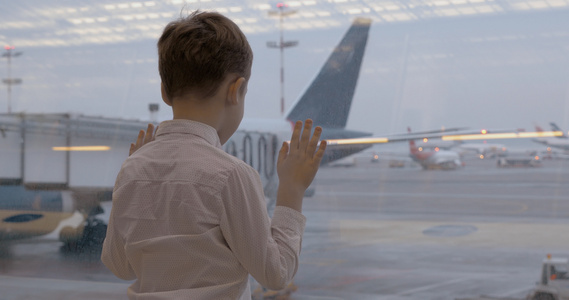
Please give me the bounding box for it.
[407,128,463,170]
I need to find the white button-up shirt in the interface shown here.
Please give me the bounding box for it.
[101,119,306,300]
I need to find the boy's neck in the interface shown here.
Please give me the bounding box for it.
[171,98,223,131]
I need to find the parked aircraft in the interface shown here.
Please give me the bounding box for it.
[407,128,462,170]
[457,143,508,158]
[0,18,373,250]
[406,136,507,159]
[534,123,569,151]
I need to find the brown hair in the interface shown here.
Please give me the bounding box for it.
[157,10,253,101]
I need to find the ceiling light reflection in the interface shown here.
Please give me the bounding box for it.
[441,131,563,141]
[529,1,549,9]
[326,131,564,146]
[326,137,390,145]
[256,4,271,10]
[52,146,111,151]
[476,5,497,13]
[316,11,331,17]
[4,0,569,48]
[548,0,567,7]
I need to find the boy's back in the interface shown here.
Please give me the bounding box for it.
[103,119,307,299]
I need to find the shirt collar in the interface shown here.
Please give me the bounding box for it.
[156,119,222,149]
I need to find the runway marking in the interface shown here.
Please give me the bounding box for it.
[383,277,474,299]
[301,258,347,266]
[511,203,529,214]
[333,220,569,249]
[316,190,567,201]
[330,274,391,288]
[493,285,535,298]
[0,275,130,296]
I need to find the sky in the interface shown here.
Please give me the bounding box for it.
[1,0,569,141]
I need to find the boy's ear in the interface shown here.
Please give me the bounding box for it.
[227,77,246,105]
[161,83,172,107]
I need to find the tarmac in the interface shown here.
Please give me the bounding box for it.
[1,156,568,300]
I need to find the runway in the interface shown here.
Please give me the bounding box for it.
[1,157,568,300]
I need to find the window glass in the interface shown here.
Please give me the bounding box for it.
[1,1,568,299]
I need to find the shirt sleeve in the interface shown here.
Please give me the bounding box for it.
[219,162,306,291]
[101,187,136,281]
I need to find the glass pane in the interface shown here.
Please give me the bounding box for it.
[1,1,568,300]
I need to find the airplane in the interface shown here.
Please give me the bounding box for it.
[457,143,508,159]
[404,135,507,159]
[407,128,463,170]
[0,18,373,251]
[415,138,459,151]
[533,123,569,151]
[497,154,542,168]
[0,114,153,251]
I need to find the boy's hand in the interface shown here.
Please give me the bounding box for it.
[129,123,157,156]
[277,119,327,203]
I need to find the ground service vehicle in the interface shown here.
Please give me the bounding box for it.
[526,255,569,300]
[457,255,569,300]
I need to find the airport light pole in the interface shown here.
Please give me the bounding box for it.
[267,3,297,116]
[2,45,23,114]
[148,103,159,123]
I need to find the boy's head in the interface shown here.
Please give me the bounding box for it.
[157,10,253,102]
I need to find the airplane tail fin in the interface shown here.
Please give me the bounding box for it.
[285,18,371,129]
[550,122,567,139]
[408,127,419,155]
[409,140,419,155]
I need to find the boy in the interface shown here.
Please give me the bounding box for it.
[101,10,327,299]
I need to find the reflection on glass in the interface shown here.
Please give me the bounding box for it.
[0,1,569,299]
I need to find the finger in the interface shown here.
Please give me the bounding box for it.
[313,140,327,165]
[299,119,313,152]
[129,143,136,156]
[289,120,302,151]
[278,141,289,163]
[306,126,322,156]
[151,125,159,142]
[144,123,154,144]
[135,130,144,148]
